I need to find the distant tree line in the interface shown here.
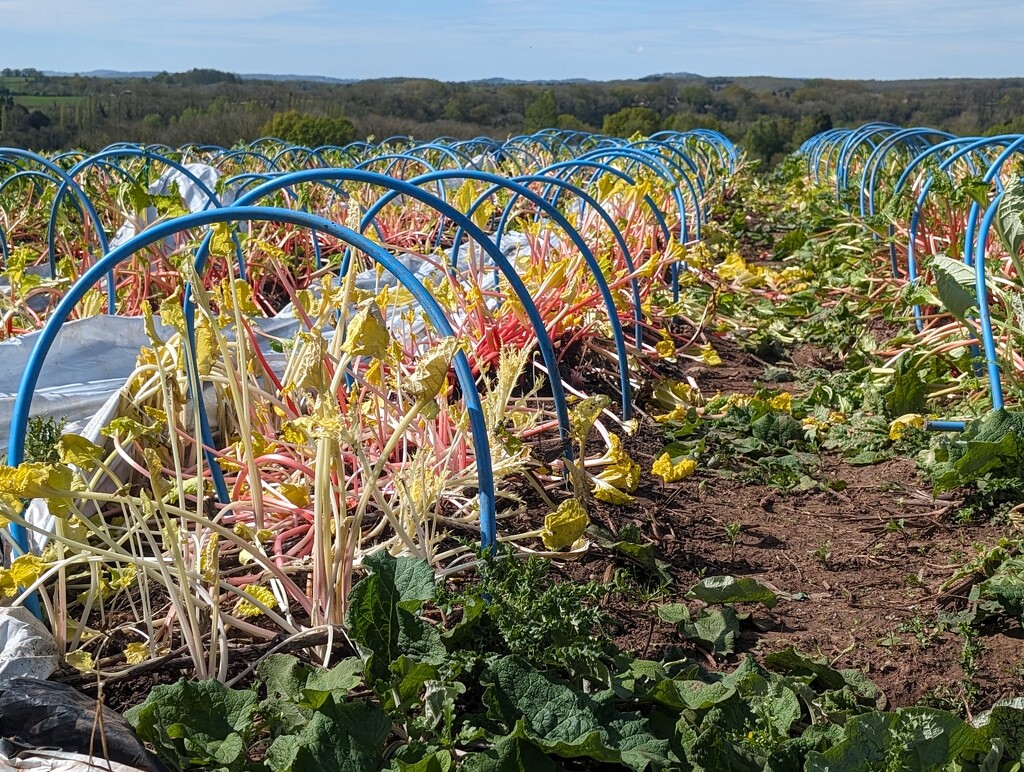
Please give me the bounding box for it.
[2,68,1024,164]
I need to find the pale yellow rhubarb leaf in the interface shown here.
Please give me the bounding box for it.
[341,298,390,360]
[235,585,278,618]
[406,338,459,404]
[58,434,104,471]
[540,499,589,550]
[652,453,697,484]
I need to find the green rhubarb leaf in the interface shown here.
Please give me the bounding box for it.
[680,608,740,656]
[649,677,736,712]
[931,410,1024,492]
[265,698,390,772]
[301,657,363,709]
[930,254,978,322]
[972,556,1024,620]
[804,707,992,771]
[460,735,557,772]
[345,553,438,686]
[995,179,1024,258]
[388,655,440,712]
[687,575,778,608]
[973,698,1024,762]
[656,603,690,624]
[125,678,257,771]
[482,656,670,771]
[884,357,927,418]
[386,748,456,772]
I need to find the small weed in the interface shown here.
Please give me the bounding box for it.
[724,522,742,562]
[811,540,832,567]
[899,612,944,649]
[885,518,906,535]
[957,622,982,707]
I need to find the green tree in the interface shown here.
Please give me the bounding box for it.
[793,111,832,144]
[260,110,356,147]
[524,89,557,132]
[743,116,790,164]
[664,111,722,133]
[555,113,591,131]
[601,106,659,138]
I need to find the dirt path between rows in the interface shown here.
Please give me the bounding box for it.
[565,339,1023,715]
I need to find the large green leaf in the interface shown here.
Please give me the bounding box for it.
[804,707,992,771]
[345,553,439,686]
[995,179,1024,258]
[482,656,670,770]
[649,677,735,712]
[125,678,258,771]
[974,698,1024,762]
[884,357,927,418]
[972,556,1024,620]
[687,575,778,608]
[750,412,805,447]
[679,608,740,656]
[265,698,390,772]
[763,647,884,708]
[460,735,557,771]
[930,254,978,322]
[931,409,1024,492]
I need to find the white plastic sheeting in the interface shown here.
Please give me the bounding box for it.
[0,750,149,771]
[0,608,58,682]
[110,162,237,249]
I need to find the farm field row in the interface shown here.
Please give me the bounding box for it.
[1,126,1024,769]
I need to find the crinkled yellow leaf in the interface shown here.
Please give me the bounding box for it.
[0,463,74,504]
[652,453,698,483]
[700,343,722,367]
[209,222,237,258]
[365,359,384,389]
[58,434,103,471]
[65,650,95,672]
[540,499,589,550]
[103,417,160,444]
[889,413,925,441]
[725,393,752,409]
[124,642,150,665]
[406,338,459,404]
[159,293,186,333]
[143,448,168,499]
[216,278,260,318]
[714,252,750,282]
[767,392,792,413]
[195,317,217,376]
[651,379,703,412]
[143,407,168,427]
[235,585,278,618]
[802,416,829,431]
[570,395,611,447]
[142,303,165,346]
[278,483,309,508]
[594,435,640,493]
[655,340,676,359]
[4,554,50,597]
[288,332,328,394]
[591,478,635,505]
[341,298,391,360]
[109,564,137,591]
[200,534,219,583]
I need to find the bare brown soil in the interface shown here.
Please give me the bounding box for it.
[557,340,1024,716]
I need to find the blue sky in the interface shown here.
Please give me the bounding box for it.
[3,0,1022,81]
